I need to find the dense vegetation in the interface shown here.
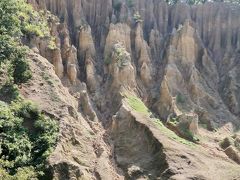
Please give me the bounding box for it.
[0,101,59,179]
[0,0,51,86]
[0,0,59,179]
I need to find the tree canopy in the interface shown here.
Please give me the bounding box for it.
[0,1,59,179]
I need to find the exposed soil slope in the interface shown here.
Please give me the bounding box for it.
[18,1,240,179]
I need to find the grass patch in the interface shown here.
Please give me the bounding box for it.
[42,73,55,86]
[49,91,61,102]
[153,119,196,147]
[125,95,150,115]
[168,117,179,126]
[125,94,195,147]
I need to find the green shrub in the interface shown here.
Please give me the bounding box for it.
[179,122,199,142]
[0,166,38,180]
[183,129,195,141]
[18,1,50,38]
[0,83,19,102]
[133,12,143,23]
[0,1,58,177]
[0,35,20,63]
[47,37,57,50]
[13,58,32,84]
[32,115,59,166]
[0,35,31,84]
[176,93,185,104]
[0,0,21,37]
[0,0,49,37]
[0,0,55,85]
[14,167,38,180]
[113,42,131,68]
[11,101,39,120]
[113,0,122,12]
[0,100,59,178]
[168,117,179,126]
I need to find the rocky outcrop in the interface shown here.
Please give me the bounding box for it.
[67,63,77,84]
[111,96,240,179]
[52,48,64,78]
[104,23,132,59]
[105,41,136,91]
[25,1,240,179]
[220,136,240,164]
[78,25,96,58]
[79,90,97,121]
[167,112,199,142]
[154,20,238,129]
[155,77,173,120]
[224,146,240,164]
[29,1,240,126]
[134,23,152,86]
[78,25,98,92]
[23,52,123,180]
[111,104,168,179]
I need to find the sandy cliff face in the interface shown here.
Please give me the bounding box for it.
[25,0,240,179]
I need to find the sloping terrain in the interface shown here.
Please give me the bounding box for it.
[22,52,123,179]
[1,0,240,179]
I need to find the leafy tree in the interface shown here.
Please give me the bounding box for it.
[0,0,59,178]
[0,101,59,178]
[0,0,51,85]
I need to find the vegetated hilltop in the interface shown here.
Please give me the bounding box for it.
[1,0,240,179]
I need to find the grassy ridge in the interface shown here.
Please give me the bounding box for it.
[125,94,195,147]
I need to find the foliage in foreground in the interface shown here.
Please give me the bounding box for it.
[0,0,59,179]
[0,100,59,179]
[0,0,51,85]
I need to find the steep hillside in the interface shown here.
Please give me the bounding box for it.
[1,0,240,179]
[0,0,60,179]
